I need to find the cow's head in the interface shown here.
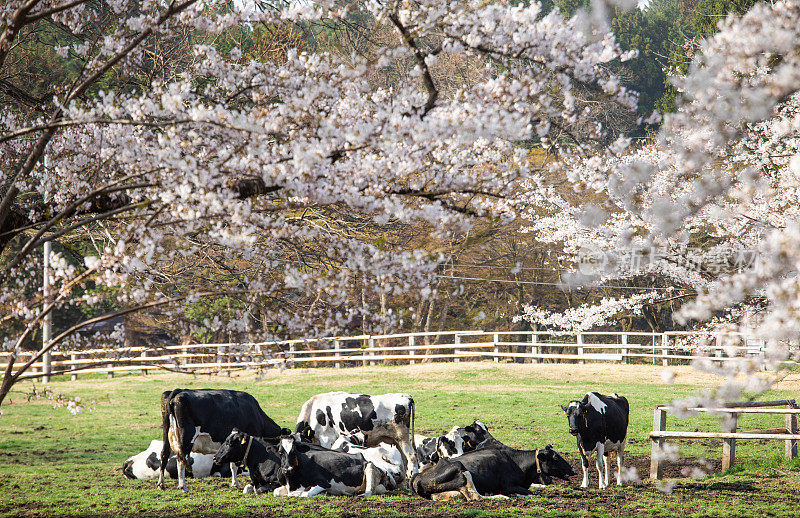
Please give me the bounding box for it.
[461,420,491,450]
[279,435,310,482]
[214,429,251,466]
[294,421,315,443]
[536,445,575,483]
[442,420,491,455]
[561,401,586,435]
[437,427,465,459]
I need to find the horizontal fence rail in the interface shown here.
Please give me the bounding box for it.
[2,329,796,381]
[650,400,799,478]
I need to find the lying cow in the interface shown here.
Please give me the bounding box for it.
[411,445,574,500]
[295,392,418,478]
[276,435,393,497]
[213,430,284,494]
[561,392,629,489]
[415,420,495,469]
[159,388,290,491]
[123,439,232,480]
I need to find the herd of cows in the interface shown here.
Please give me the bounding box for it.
[121,388,630,499]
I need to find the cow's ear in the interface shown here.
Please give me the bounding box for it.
[560,405,568,412]
[296,443,311,453]
[281,428,292,436]
[546,444,553,450]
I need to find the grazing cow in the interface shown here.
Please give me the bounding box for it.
[159,388,290,491]
[213,430,284,494]
[295,392,418,478]
[561,392,629,489]
[330,437,403,487]
[411,445,574,500]
[122,439,232,480]
[275,436,392,497]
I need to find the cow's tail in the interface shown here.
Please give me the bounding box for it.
[410,396,416,451]
[159,390,176,485]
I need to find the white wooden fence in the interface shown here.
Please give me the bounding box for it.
[1,329,791,381]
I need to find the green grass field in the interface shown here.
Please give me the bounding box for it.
[2,362,800,517]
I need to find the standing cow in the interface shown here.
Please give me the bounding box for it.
[295,392,418,479]
[561,392,629,489]
[159,388,289,491]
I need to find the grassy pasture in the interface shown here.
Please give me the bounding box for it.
[2,362,800,517]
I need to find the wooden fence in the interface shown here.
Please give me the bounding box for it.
[1,329,791,382]
[649,399,800,479]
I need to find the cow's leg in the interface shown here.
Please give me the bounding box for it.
[508,486,533,497]
[158,439,171,490]
[604,451,611,487]
[300,485,327,497]
[616,445,624,486]
[363,462,383,497]
[459,471,482,501]
[177,461,188,492]
[431,491,465,501]
[273,485,289,497]
[230,462,239,488]
[243,484,255,495]
[396,440,418,480]
[578,444,590,488]
[595,443,606,489]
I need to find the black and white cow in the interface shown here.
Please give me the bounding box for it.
[411,445,574,500]
[561,392,629,489]
[275,435,393,497]
[159,388,290,491]
[213,430,284,494]
[415,419,495,469]
[122,439,232,480]
[295,392,417,479]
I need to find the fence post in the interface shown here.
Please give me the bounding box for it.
[662,333,669,367]
[531,333,538,364]
[493,333,499,363]
[70,354,77,381]
[454,334,461,363]
[621,334,628,364]
[722,412,738,471]
[288,343,295,369]
[786,406,798,459]
[652,334,656,365]
[409,335,416,365]
[334,340,341,369]
[141,349,148,376]
[577,333,585,364]
[368,337,376,367]
[107,363,114,379]
[650,406,667,480]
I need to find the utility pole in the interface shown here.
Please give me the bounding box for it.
[42,153,52,383]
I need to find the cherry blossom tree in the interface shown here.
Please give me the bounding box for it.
[519,0,800,407]
[0,0,638,404]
